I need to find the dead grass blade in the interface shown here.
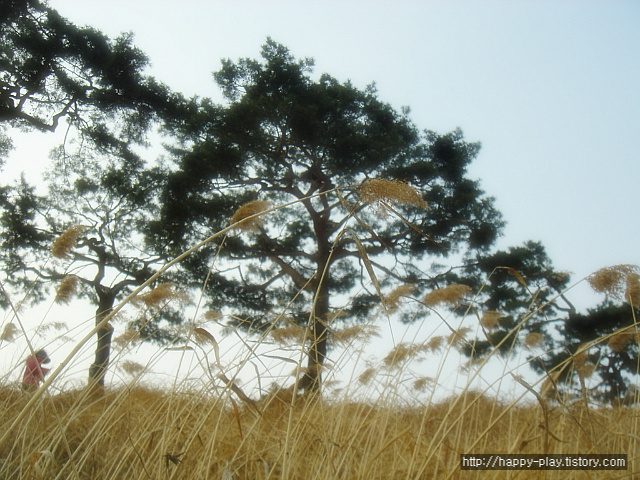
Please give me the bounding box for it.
[495,266,528,289]
[342,228,383,305]
[194,327,222,369]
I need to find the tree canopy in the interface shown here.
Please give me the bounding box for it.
[0,0,184,387]
[531,265,640,404]
[0,0,181,156]
[0,6,636,401]
[150,39,509,392]
[0,144,185,386]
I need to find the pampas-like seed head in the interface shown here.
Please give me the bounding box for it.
[383,342,429,368]
[587,264,639,299]
[358,367,376,385]
[112,328,140,349]
[55,275,78,304]
[572,346,596,378]
[358,178,427,215]
[331,325,380,346]
[423,284,472,307]
[134,283,185,308]
[426,336,444,352]
[523,332,543,350]
[120,360,145,376]
[607,332,634,353]
[1,323,18,342]
[203,310,222,322]
[480,311,502,330]
[576,362,596,379]
[413,377,433,392]
[447,327,471,349]
[382,284,415,313]
[51,225,88,258]
[230,200,273,232]
[271,326,306,345]
[625,273,640,306]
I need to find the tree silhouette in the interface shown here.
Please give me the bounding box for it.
[530,265,640,404]
[151,40,506,393]
[0,148,183,387]
[0,0,180,153]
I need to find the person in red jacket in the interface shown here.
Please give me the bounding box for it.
[22,349,51,392]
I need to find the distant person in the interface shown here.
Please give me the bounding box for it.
[22,349,51,392]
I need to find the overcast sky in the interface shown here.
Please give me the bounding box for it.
[32,0,636,310]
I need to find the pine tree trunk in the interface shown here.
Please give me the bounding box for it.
[88,290,115,389]
[299,217,332,395]
[300,282,330,394]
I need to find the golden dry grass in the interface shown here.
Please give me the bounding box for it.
[51,225,88,259]
[7,191,640,480]
[230,200,273,232]
[423,284,473,307]
[587,265,640,301]
[54,275,78,304]
[0,385,637,479]
[358,179,427,211]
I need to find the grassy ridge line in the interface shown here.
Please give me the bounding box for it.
[0,386,635,479]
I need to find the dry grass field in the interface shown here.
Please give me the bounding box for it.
[0,379,637,479]
[1,208,638,479]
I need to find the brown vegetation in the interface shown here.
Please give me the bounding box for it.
[0,385,636,479]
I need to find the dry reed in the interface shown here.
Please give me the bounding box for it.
[230,200,273,232]
[423,284,472,307]
[1,384,635,480]
[0,322,18,341]
[358,178,427,215]
[587,264,639,299]
[479,310,502,330]
[54,274,78,304]
[51,225,88,258]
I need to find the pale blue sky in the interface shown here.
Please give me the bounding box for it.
[30,0,640,307]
